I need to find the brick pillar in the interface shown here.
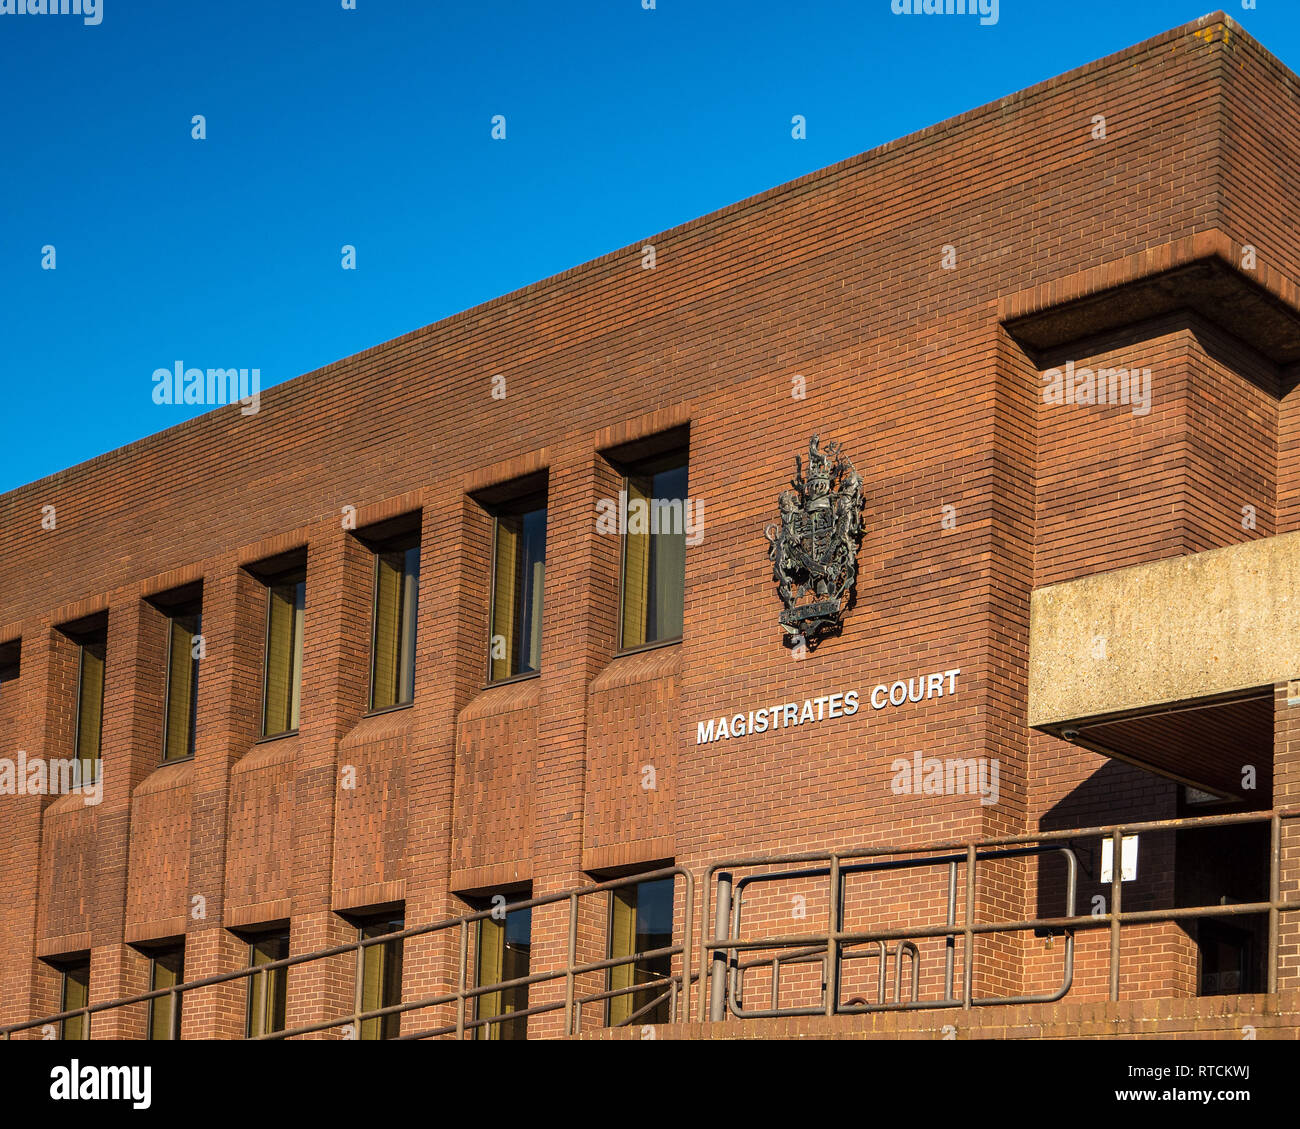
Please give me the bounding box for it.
[283,529,369,1038]
[87,945,150,1040]
[87,593,173,1038]
[968,323,1038,1003]
[526,447,617,1038]
[0,619,57,1036]
[284,525,395,1035]
[284,912,354,1038]
[182,561,264,1038]
[404,486,483,1039]
[179,927,247,1038]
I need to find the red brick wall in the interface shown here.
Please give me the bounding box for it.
[2,14,1300,1037]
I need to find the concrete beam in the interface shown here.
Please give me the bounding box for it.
[1029,531,1300,727]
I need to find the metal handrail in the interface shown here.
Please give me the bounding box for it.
[698,808,1300,1021]
[737,939,921,1012]
[6,809,1298,1039]
[1,865,693,1041]
[722,843,1077,1018]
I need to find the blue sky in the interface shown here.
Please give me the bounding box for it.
[1,1,1293,494]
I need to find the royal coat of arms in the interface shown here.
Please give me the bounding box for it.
[764,435,864,647]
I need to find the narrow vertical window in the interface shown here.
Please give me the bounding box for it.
[59,959,91,1041]
[357,915,404,1040]
[0,640,20,702]
[74,634,106,785]
[162,603,201,762]
[475,900,531,1040]
[370,533,420,710]
[489,496,546,681]
[262,569,306,737]
[246,931,289,1038]
[147,944,185,1040]
[620,451,688,649]
[608,877,674,1026]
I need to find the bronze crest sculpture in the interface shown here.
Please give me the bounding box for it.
[765,435,864,648]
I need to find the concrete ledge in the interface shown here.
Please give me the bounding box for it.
[1028,531,1300,727]
[1001,231,1300,363]
[576,991,1300,1040]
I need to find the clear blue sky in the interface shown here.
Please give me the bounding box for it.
[1,1,1292,494]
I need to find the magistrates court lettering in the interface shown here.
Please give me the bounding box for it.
[694,667,961,745]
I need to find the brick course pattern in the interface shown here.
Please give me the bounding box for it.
[2,12,1300,1039]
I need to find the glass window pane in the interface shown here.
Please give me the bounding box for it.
[646,465,687,643]
[371,542,419,709]
[398,546,419,703]
[607,888,636,1026]
[163,611,200,762]
[620,454,687,648]
[621,477,652,649]
[247,932,289,1038]
[148,946,184,1040]
[476,915,504,1034]
[371,553,402,709]
[289,581,304,729]
[263,575,305,736]
[518,508,546,674]
[61,961,90,1041]
[75,640,105,784]
[608,878,674,1026]
[0,645,21,705]
[491,516,519,681]
[359,917,404,1041]
[476,904,531,1040]
[490,505,546,681]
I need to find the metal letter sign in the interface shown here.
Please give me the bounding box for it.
[765,435,864,649]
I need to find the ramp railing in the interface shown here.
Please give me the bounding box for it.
[699,808,1300,1021]
[0,865,693,1041]
[5,809,1299,1038]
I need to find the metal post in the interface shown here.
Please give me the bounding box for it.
[825,855,841,1017]
[680,872,693,1026]
[709,873,733,1022]
[564,893,579,1035]
[169,989,181,1041]
[1268,813,1281,995]
[962,845,976,1008]
[945,860,957,1003]
[352,938,365,1040]
[1109,829,1123,1002]
[456,921,468,1040]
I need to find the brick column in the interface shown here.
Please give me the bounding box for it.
[969,322,1038,1002]
[182,561,264,1038]
[0,619,57,1036]
[283,529,368,1038]
[525,448,616,1038]
[403,486,482,1038]
[88,594,168,1039]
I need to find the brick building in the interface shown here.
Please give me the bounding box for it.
[3,11,1300,1040]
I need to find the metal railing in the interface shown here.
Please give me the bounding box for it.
[1,866,693,1041]
[733,939,923,1014]
[698,808,1299,1021]
[4,809,1297,1038]
[718,844,1077,1018]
